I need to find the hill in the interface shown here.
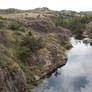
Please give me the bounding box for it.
[0,16,72,92]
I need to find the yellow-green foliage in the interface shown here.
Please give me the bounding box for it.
[0,43,19,72]
[64,43,72,49]
[25,17,36,20]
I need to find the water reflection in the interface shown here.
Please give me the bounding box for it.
[32,37,92,92]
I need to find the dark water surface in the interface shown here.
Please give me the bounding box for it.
[32,37,92,92]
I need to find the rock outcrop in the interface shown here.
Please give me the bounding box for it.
[0,67,27,92]
[0,17,72,92]
[15,18,71,36]
[86,21,92,38]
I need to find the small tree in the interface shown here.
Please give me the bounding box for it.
[9,22,20,30]
[17,46,30,61]
[21,35,44,52]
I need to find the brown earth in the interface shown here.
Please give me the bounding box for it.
[0,17,72,92]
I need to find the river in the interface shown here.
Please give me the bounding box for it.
[31,37,92,92]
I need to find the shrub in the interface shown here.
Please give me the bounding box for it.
[50,15,92,35]
[19,27,27,32]
[21,35,44,52]
[28,31,32,36]
[25,17,36,20]
[64,43,72,49]
[17,46,30,60]
[16,33,44,62]
[0,21,4,28]
[9,22,21,30]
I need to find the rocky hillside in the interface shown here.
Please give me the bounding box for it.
[86,21,92,38]
[0,16,72,92]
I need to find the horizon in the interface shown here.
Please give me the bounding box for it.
[0,7,92,13]
[0,0,92,12]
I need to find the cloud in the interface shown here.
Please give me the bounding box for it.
[0,0,92,11]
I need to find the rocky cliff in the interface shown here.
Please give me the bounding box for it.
[0,17,72,92]
[86,21,92,38]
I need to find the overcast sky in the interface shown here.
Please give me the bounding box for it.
[0,0,92,11]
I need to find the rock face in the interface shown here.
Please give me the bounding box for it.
[16,18,72,35]
[18,18,72,81]
[40,46,67,78]
[0,17,72,92]
[0,67,27,92]
[86,21,92,38]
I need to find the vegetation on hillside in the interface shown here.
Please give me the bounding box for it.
[50,15,92,36]
[0,8,92,38]
[17,32,44,62]
[0,8,92,91]
[0,17,46,90]
[0,8,22,14]
[0,16,72,91]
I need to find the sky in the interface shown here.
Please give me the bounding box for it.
[0,0,92,12]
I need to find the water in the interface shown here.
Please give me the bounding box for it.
[32,37,92,92]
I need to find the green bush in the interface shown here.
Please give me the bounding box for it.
[0,21,4,28]
[50,15,92,35]
[16,33,44,61]
[25,17,36,20]
[64,43,72,49]
[21,35,44,52]
[9,22,21,30]
[17,46,30,60]
[28,31,32,36]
